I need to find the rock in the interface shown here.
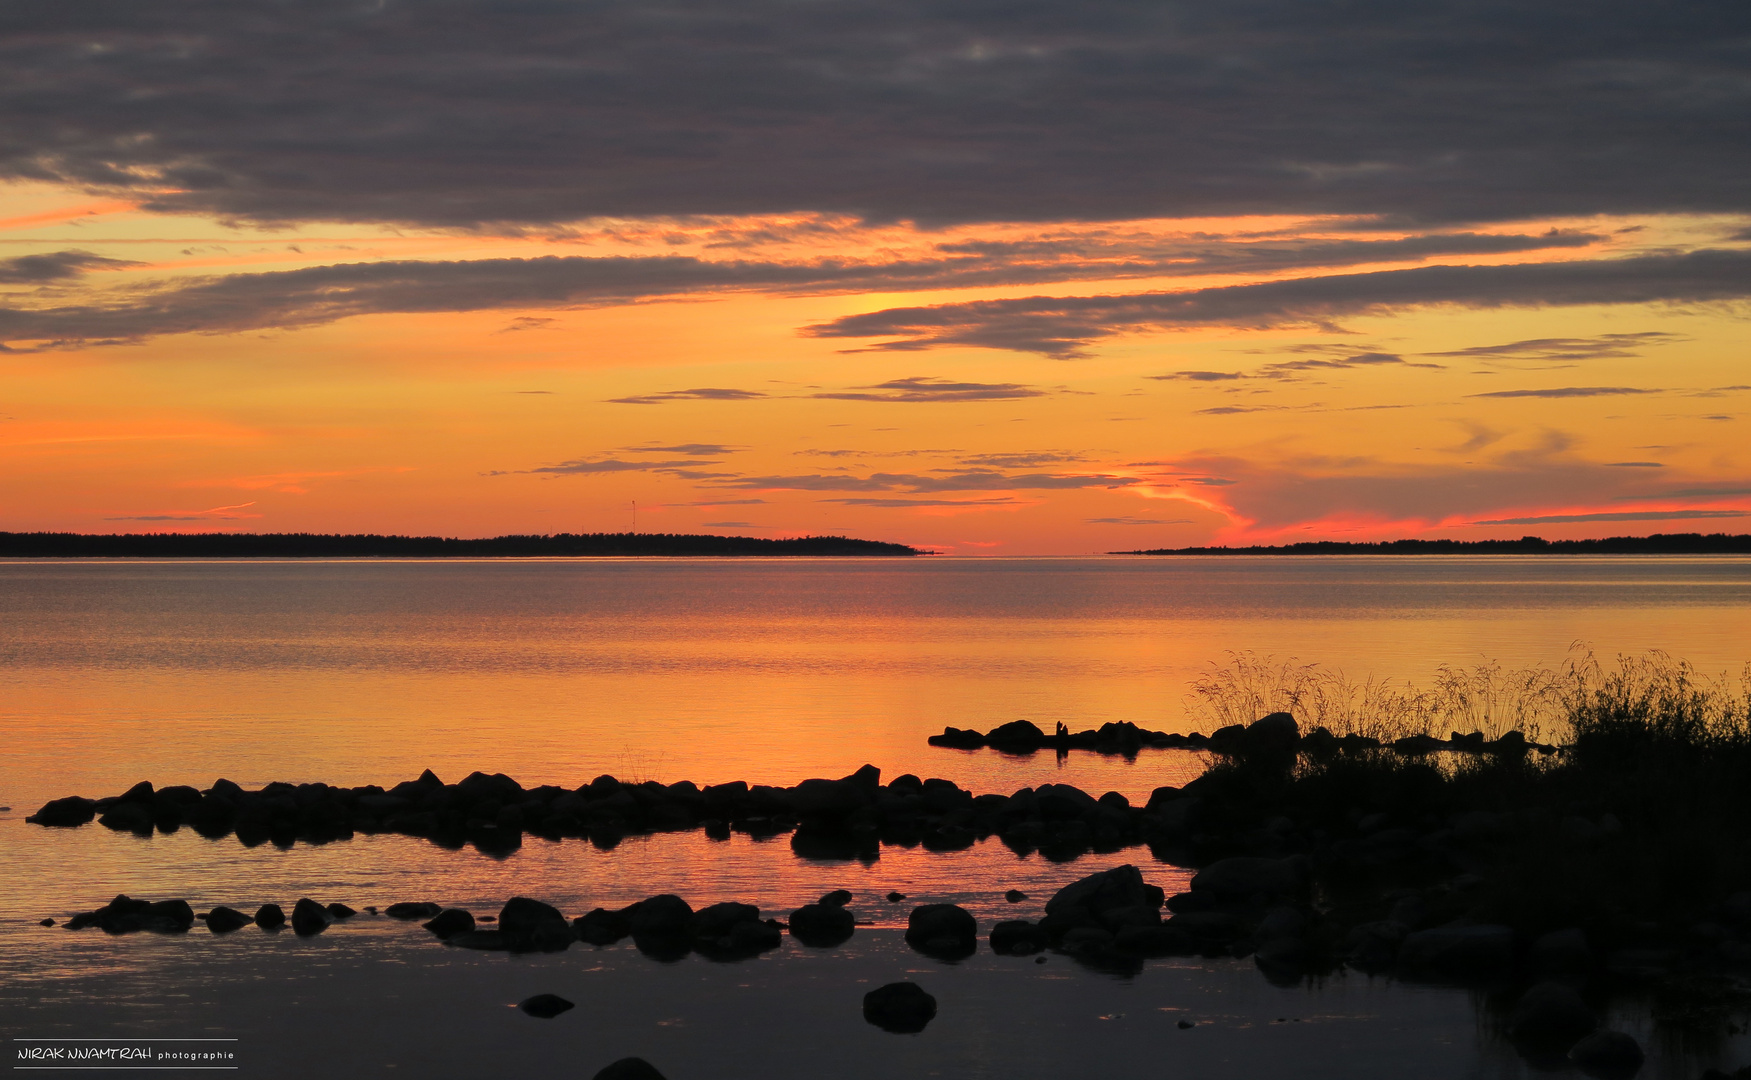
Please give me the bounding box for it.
[384,902,443,920]
[886,892,906,902]
[789,903,855,947]
[1508,981,1598,1044]
[291,898,332,936]
[863,981,937,1033]
[989,920,1049,955]
[255,904,286,930]
[819,889,853,908]
[928,727,986,748]
[1566,1030,1643,1078]
[26,796,96,827]
[64,896,195,934]
[422,908,476,939]
[98,801,155,835]
[1043,864,1165,938]
[206,906,252,933]
[1256,906,1307,942]
[592,1058,666,1080]
[1189,857,1304,907]
[689,903,780,958]
[518,993,575,1018]
[325,903,357,919]
[1004,889,1027,903]
[690,902,761,940]
[790,777,867,819]
[499,897,573,952]
[1244,712,1300,756]
[574,908,631,945]
[906,904,977,959]
[1531,927,1593,976]
[40,918,54,927]
[1396,924,1514,981]
[986,719,1047,751]
[625,895,693,937]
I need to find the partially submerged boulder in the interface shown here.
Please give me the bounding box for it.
[1041,864,1165,940]
[291,898,332,937]
[499,897,573,952]
[422,908,476,940]
[518,993,575,1018]
[906,904,978,959]
[254,903,286,931]
[862,981,937,1033]
[205,906,252,933]
[788,903,855,947]
[592,1059,666,1080]
[384,902,443,920]
[65,896,195,934]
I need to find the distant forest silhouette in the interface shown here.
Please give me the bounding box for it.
[1118,532,1751,555]
[0,532,921,558]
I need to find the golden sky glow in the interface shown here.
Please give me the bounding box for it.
[2,183,1748,552]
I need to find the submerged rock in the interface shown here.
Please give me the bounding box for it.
[788,903,855,947]
[863,981,937,1033]
[205,906,252,933]
[254,903,286,931]
[518,994,575,1019]
[906,904,977,959]
[592,1058,666,1080]
[291,898,332,937]
[384,902,443,920]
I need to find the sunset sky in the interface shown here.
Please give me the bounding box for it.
[3,2,1748,554]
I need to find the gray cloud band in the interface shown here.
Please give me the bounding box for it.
[2,3,1747,226]
[802,249,1751,356]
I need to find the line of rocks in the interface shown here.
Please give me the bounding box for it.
[929,714,1560,758]
[25,764,1173,863]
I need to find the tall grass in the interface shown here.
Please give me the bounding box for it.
[1182,647,1751,748]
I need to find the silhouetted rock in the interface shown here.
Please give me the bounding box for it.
[788,903,855,947]
[98,801,155,836]
[1004,890,1027,903]
[819,889,852,907]
[989,919,1049,955]
[592,1058,666,1080]
[64,896,195,934]
[928,727,986,749]
[1397,924,1514,981]
[625,894,693,937]
[886,892,906,902]
[1189,856,1305,907]
[1042,864,1165,940]
[385,902,443,920]
[1567,1030,1643,1078]
[206,906,252,933]
[1244,712,1300,757]
[574,907,631,945]
[986,720,1047,751]
[1508,981,1598,1044]
[906,904,977,959]
[26,796,95,827]
[39,918,54,927]
[518,993,574,1019]
[255,903,285,930]
[325,903,357,919]
[689,902,780,958]
[422,908,475,939]
[291,898,331,936]
[863,981,937,1033]
[499,897,573,952]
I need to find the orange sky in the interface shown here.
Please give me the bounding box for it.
[1,184,1747,553]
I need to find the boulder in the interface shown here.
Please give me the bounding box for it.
[499,897,573,952]
[98,801,155,835]
[989,920,1049,955]
[254,903,286,930]
[422,908,476,940]
[1244,712,1300,756]
[574,908,632,945]
[986,719,1047,751]
[592,1059,666,1080]
[325,903,357,919]
[1508,981,1598,1044]
[384,902,443,920]
[818,889,853,908]
[790,778,867,819]
[906,904,978,959]
[863,981,937,1033]
[1189,857,1304,906]
[788,903,855,947]
[1396,924,1514,981]
[1043,864,1165,937]
[1566,1030,1643,1078]
[1004,890,1027,903]
[625,895,693,937]
[690,902,762,940]
[518,994,575,1019]
[205,906,252,933]
[886,892,906,903]
[65,896,195,934]
[291,898,332,937]
[26,796,96,827]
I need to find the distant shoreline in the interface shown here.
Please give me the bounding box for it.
[0,531,922,558]
[1113,532,1751,556]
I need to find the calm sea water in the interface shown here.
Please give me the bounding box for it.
[3,556,1749,1077]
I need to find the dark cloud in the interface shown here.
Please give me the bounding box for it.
[802,249,1751,356]
[521,457,720,475]
[0,250,139,284]
[1427,332,1681,362]
[1603,461,1664,468]
[628,443,738,456]
[1087,516,1194,525]
[1471,509,1749,525]
[3,4,1747,226]
[671,498,768,506]
[608,387,770,405]
[1469,387,1658,399]
[712,470,1141,493]
[823,497,1025,507]
[1198,405,1278,415]
[1614,485,1751,502]
[810,377,1045,403]
[958,451,1086,468]
[1152,371,1246,382]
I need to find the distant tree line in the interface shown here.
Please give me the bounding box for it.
[0,532,921,558]
[1116,533,1751,555]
